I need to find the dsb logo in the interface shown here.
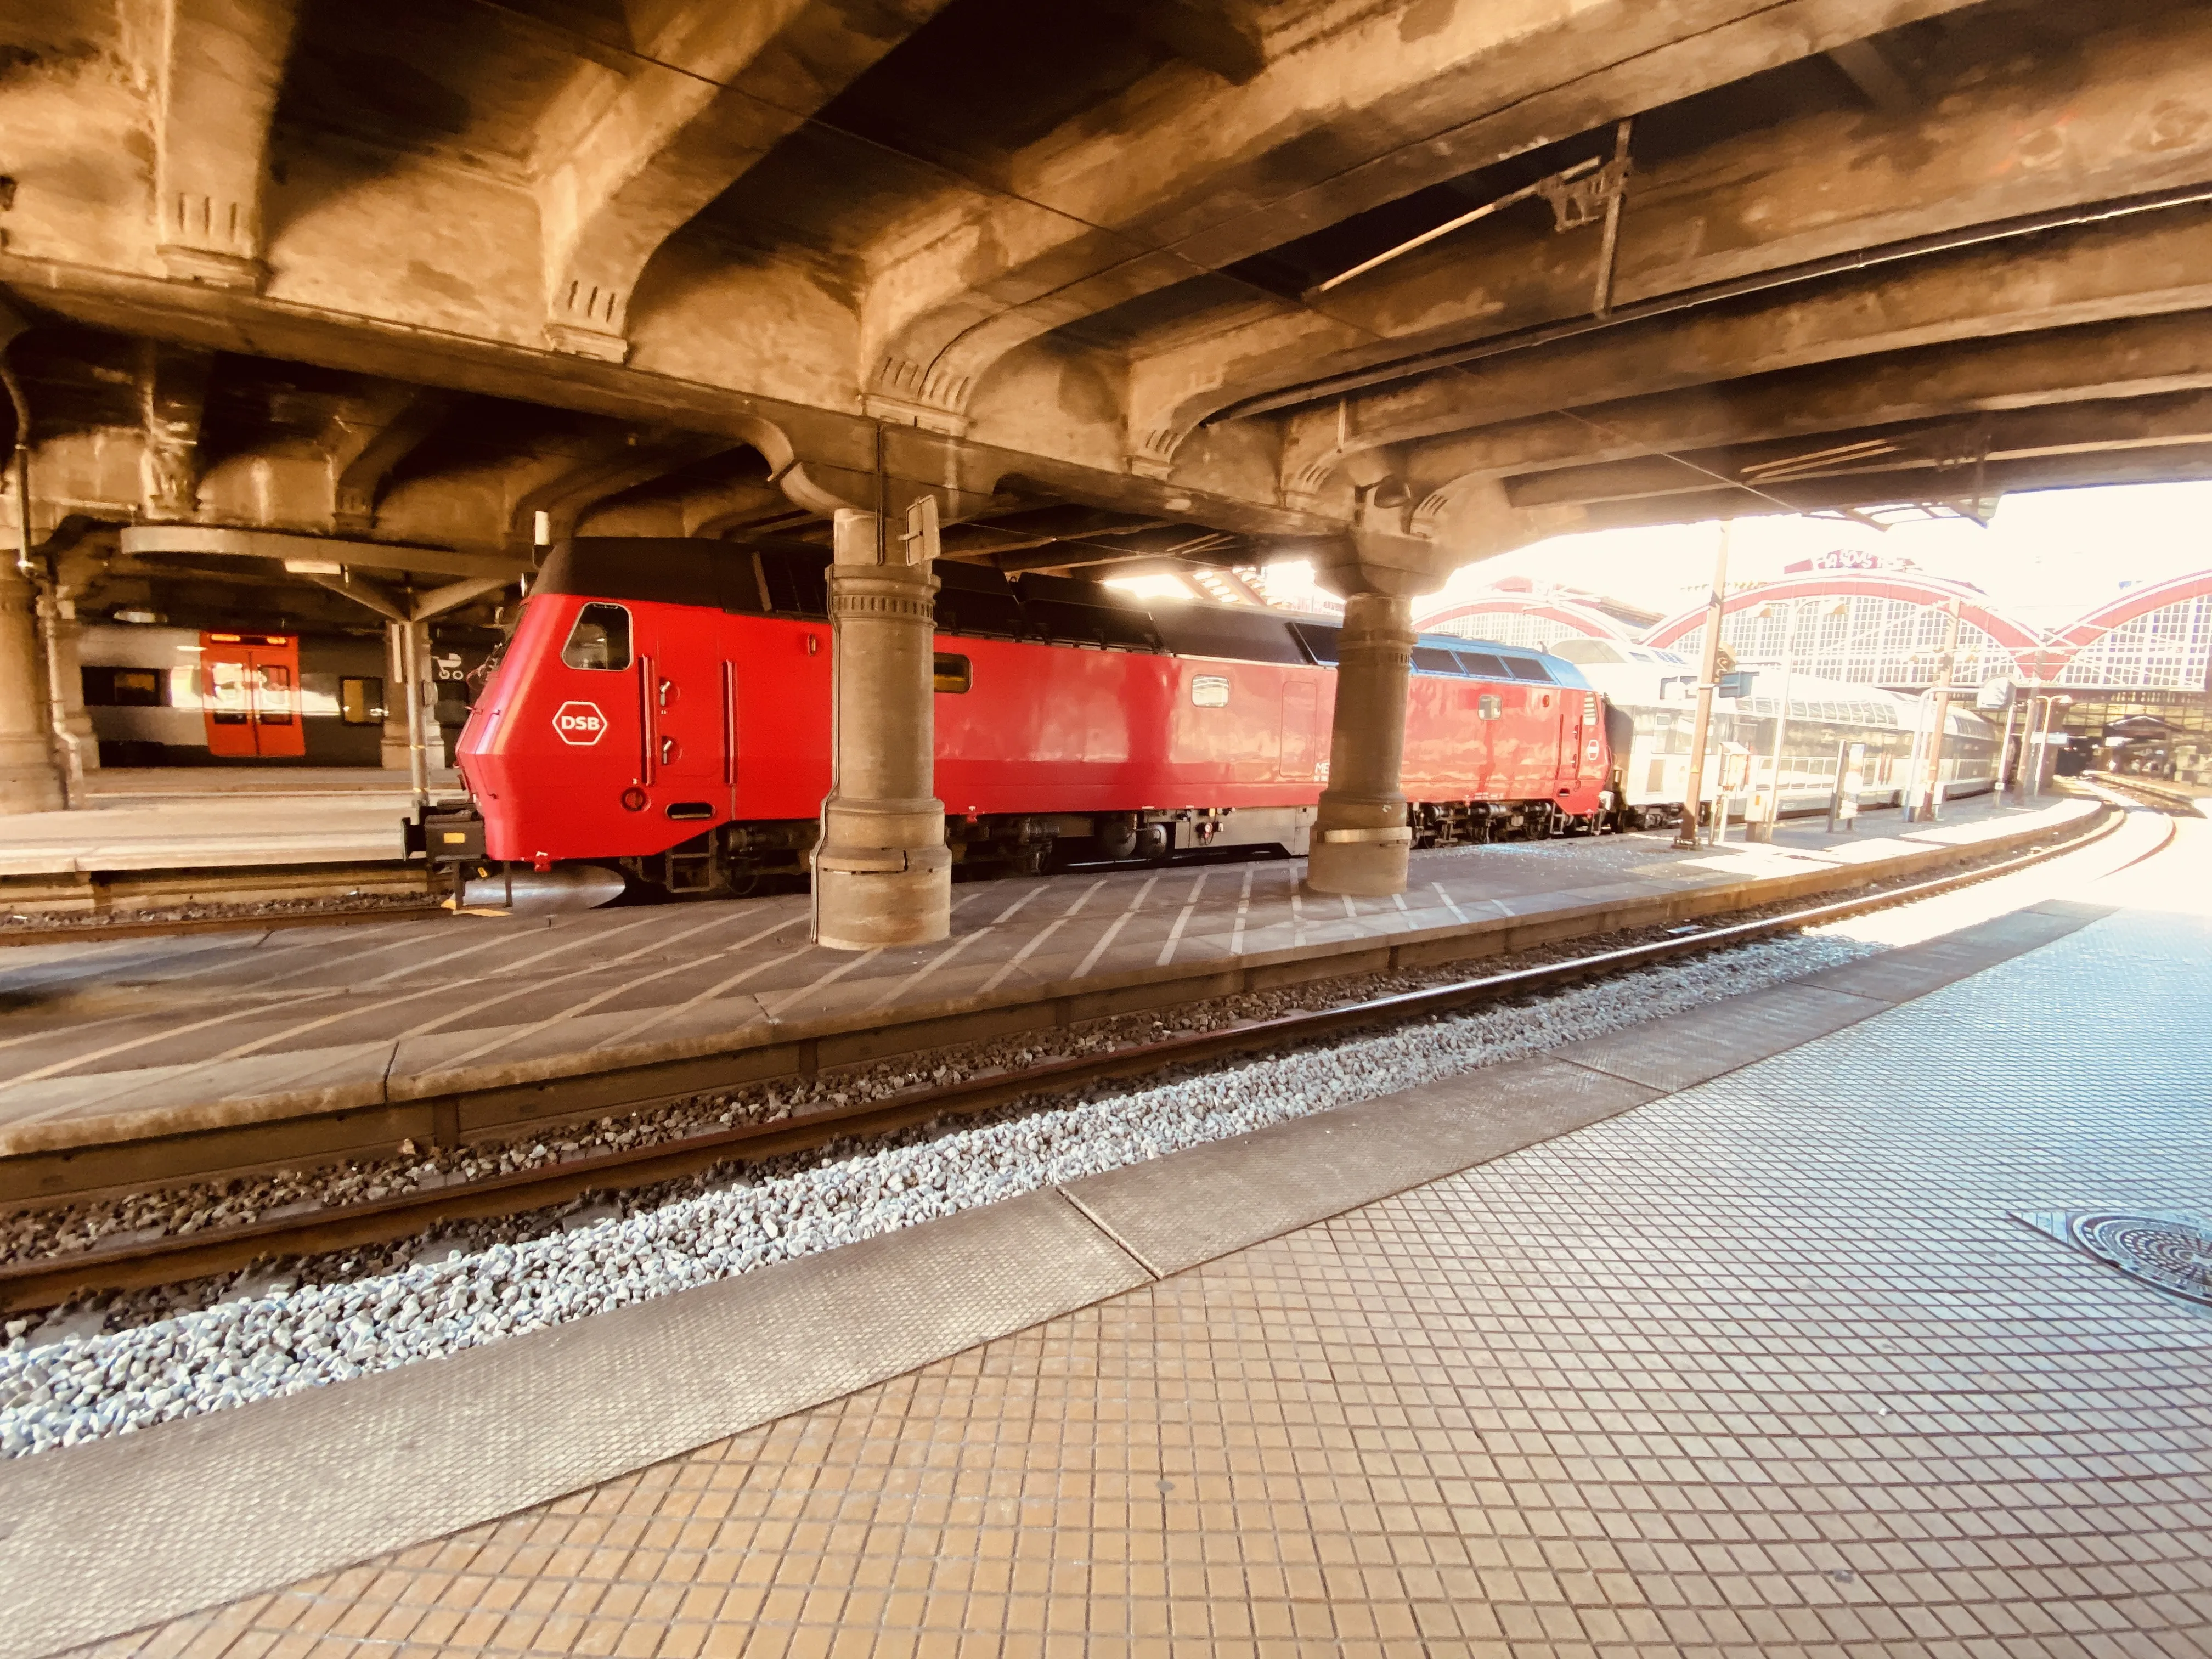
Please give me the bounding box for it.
[552,700,608,746]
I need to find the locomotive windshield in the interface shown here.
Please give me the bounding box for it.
[561,603,633,671]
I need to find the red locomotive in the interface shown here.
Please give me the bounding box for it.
[422,539,1612,898]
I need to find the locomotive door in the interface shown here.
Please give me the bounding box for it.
[200,633,305,759]
[631,610,735,820]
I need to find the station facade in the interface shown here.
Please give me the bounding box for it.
[1422,567,2212,784]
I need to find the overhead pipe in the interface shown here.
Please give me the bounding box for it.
[1209,180,2212,425]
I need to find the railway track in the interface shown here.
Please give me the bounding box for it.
[0,901,449,951]
[2086,772,2208,816]
[0,796,2158,1315]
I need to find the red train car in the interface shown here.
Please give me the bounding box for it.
[435,540,1610,896]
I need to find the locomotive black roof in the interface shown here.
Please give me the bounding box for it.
[533,538,1585,684]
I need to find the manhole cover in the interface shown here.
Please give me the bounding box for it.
[2015,1210,2212,1306]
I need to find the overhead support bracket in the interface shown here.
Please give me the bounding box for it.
[301,571,510,622]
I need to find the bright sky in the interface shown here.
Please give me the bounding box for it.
[1418,481,2212,630]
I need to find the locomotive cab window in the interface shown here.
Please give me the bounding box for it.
[933,653,971,693]
[1477,694,1503,720]
[561,603,632,671]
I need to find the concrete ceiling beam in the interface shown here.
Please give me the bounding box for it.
[1300,204,2212,489]
[1570,442,2212,532]
[1824,36,1915,115]
[1398,309,2212,494]
[151,0,300,291]
[535,0,952,364]
[863,0,1984,440]
[1142,2,2212,484]
[1497,388,2212,510]
[325,386,455,533]
[505,431,735,548]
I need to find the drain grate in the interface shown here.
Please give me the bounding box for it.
[2015,1210,2212,1306]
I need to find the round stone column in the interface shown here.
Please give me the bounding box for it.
[1307,590,1414,896]
[0,560,64,813]
[812,507,951,950]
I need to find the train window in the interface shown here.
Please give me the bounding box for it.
[1411,647,1460,675]
[340,676,386,724]
[256,664,295,724]
[1476,693,1503,720]
[81,667,165,707]
[1191,675,1230,707]
[758,548,831,617]
[1458,652,1506,678]
[1504,658,1553,682]
[1155,608,1305,665]
[562,603,632,671]
[1290,622,1341,666]
[933,653,971,694]
[208,660,251,724]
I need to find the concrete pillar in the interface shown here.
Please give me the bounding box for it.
[47,602,98,771]
[812,506,950,950]
[1307,590,1415,896]
[380,619,417,770]
[0,561,64,813]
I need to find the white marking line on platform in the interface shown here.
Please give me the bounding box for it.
[1432,883,1470,924]
[765,948,885,1017]
[585,948,810,1053]
[1229,866,1255,956]
[977,881,1105,995]
[1392,893,1408,913]
[1290,890,1306,950]
[208,909,751,1064]
[1155,871,1211,966]
[1341,894,1357,919]
[865,929,995,1013]
[417,912,805,1070]
[0,910,681,1088]
[610,898,982,1040]
[985,885,1046,928]
[1072,874,1160,980]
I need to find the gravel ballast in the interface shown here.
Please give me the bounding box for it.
[0,929,1881,1459]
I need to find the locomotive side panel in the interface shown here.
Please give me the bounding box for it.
[936,637,1152,812]
[1401,674,1487,800]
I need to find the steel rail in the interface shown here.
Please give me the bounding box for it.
[0,802,2148,1312]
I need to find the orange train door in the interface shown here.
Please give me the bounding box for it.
[200,633,306,759]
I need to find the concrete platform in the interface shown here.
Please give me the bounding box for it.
[2,768,452,879]
[0,795,2098,1199]
[3,812,2198,1659]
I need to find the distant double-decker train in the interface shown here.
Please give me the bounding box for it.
[1550,636,2000,827]
[418,539,1993,900]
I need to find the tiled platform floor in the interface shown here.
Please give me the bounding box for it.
[0,795,2083,1157]
[61,822,2212,1658]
